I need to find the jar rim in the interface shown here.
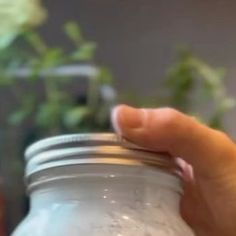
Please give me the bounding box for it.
[25,133,178,179]
[25,133,157,159]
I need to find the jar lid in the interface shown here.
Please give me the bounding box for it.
[25,133,177,178]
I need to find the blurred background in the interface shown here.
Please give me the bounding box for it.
[1,0,236,234]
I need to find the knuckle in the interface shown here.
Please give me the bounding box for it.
[213,129,233,144]
[155,108,182,128]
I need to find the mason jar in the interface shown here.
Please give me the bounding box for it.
[12,133,195,236]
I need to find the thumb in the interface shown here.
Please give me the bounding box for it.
[111,105,236,178]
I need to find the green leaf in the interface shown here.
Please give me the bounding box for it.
[216,68,226,79]
[96,67,113,84]
[35,103,60,129]
[219,98,236,113]
[8,110,29,125]
[0,33,18,50]
[64,22,83,44]
[24,30,47,54]
[63,106,90,128]
[165,61,194,111]
[8,95,36,125]
[71,42,97,61]
[208,113,224,130]
[43,48,65,68]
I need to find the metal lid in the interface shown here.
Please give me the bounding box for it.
[25,133,177,179]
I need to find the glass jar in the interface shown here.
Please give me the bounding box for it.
[12,133,195,236]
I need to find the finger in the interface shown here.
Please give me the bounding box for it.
[111,105,236,178]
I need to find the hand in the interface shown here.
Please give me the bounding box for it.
[111,105,236,236]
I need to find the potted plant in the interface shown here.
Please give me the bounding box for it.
[0,1,116,233]
[120,48,236,130]
[0,1,47,234]
[6,23,116,138]
[164,48,235,130]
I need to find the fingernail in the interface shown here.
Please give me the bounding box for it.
[111,106,122,135]
[175,158,194,182]
[111,105,145,134]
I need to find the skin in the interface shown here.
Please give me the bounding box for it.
[111,105,236,236]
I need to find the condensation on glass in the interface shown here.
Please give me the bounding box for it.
[12,133,195,236]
